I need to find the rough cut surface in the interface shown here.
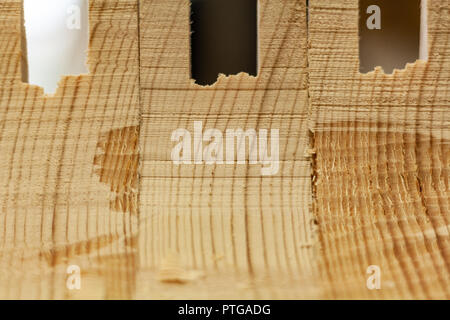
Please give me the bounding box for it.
[0,0,448,299]
[138,0,316,299]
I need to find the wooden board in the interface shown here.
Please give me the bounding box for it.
[309,0,449,299]
[0,0,448,299]
[0,0,140,299]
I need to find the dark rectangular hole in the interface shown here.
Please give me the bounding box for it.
[190,0,258,85]
[359,0,423,74]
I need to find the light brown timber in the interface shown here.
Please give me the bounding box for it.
[0,0,140,299]
[309,0,449,299]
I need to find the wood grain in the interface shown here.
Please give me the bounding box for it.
[137,0,317,299]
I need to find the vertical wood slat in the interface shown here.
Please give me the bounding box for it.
[0,0,447,299]
[0,0,140,299]
[309,0,449,299]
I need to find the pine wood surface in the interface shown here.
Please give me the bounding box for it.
[0,0,447,299]
[309,0,449,299]
[0,0,140,299]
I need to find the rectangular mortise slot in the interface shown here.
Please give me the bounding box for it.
[22,0,89,94]
[359,0,427,74]
[190,0,258,85]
